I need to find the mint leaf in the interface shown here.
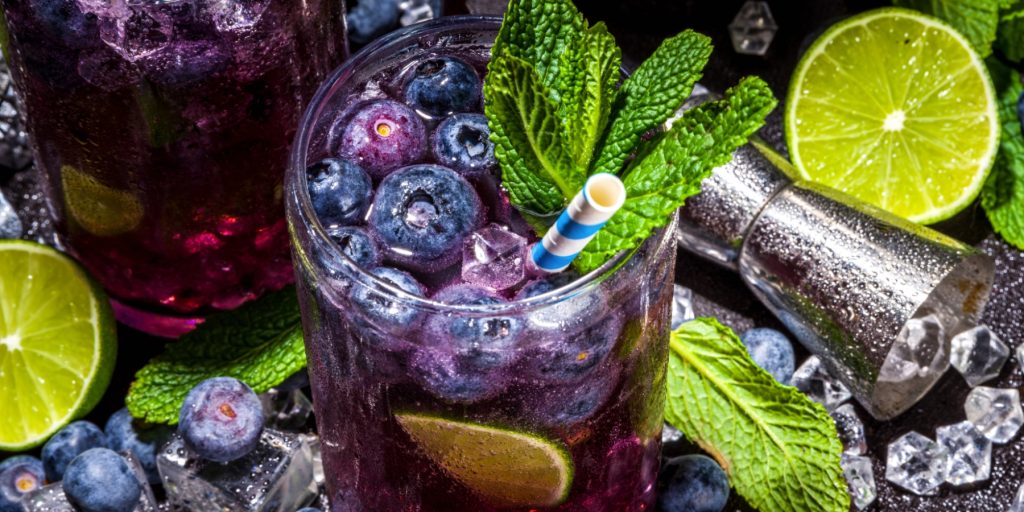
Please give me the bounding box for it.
[996,2,1024,61]
[894,0,1000,57]
[491,0,585,99]
[590,30,712,176]
[575,77,776,272]
[665,318,849,512]
[558,22,621,172]
[982,68,1024,249]
[126,288,305,424]
[486,54,580,215]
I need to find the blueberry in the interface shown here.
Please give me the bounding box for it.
[515,272,607,332]
[403,56,481,118]
[739,328,796,385]
[0,456,45,512]
[410,348,504,403]
[427,284,522,370]
[63,448,141,512]
[1018,90,1024,136]
[346,0,400,46]
[178,377,264,463]
[104,408,172,485]
[335,99,427,178]
[369,165,483,272]
[297,509,323,512]
[307,158,373,228]
[140,39,231,88]
[327,226,381,268]
[532,370,620,428]
[657,455,729,512]
[276,369,310,392]
[28,0,99,49]
[41,421,107,482]
[431,114,496,176]
[350,266,427,334]
[522,312,622,384]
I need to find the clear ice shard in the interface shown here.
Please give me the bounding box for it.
[728,1,778,56]
[878,313,949,383]
[831,403,867,455]
[1011,480,1024,512]
[461,224,526,291]
[791,355,852,411]
[22,452,157,511]
[399,0,438,26]
[950,325,1008,387]
[158,429,317,512]
[661,422,684,445]
[885,431,948,496]
[0,189,21,239]
[671,284,696,330]
[841,454,876,510]
[260,388,313,431]
[964,386,1024,444]
[935,421,991,486]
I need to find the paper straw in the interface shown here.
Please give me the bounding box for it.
[530,173,627,273]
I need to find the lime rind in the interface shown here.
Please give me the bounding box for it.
[0,240,116,451]
[395,412,574,507]
[786,7,999,224]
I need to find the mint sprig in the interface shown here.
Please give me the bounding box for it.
[981,66,1024,249]
[126,288,305,424]
[666,319,850,512]
[486,0,774,272]
[893,0,1024,62]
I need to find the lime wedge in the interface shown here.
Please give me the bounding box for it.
[0,241,117,450]
[395,413,574,507]
[786,8,999,224]
[62,166,143,237]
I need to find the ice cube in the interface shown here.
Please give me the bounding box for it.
[461,224,526,291]
[77,47,141,92]
[884,431,948,496]
[0,189,21,239]
[661,422,684,445]
[841,454,876,510]
[466,0,508,14]
[99,8,173,61]
[671,284,695,330]
[878,314,949,383]
[964,386,1024,444]
[260,388,313,432]
[22,452,158,511]
[728,1,778,56]
[791,356,851,411]
[950,325,1009,387]
[398,0,437,26]
[209,0,271,31]
[1012,480,1024,512]
[831,403,867,455]
[158,429,317,512]
[936,421,991,486]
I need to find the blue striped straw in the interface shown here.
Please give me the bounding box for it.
[531,173,627,273]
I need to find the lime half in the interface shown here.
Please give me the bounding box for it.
[0,241,117,450]
[786,8,999,224]
[395,413,574,507]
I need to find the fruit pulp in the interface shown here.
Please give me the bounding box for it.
[0,0,347,336]
[287,17,675,511]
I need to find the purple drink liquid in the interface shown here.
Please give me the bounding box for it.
[0,0,346,336]
[287,17,675,511]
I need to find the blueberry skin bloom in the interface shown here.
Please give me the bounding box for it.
[63,448,141,512]
[657,455,730,512]
[739,327,796,385]
[403,56,482,118]
[336,99,427,178]
[104,408,172,485]
[0,456,45,512]
[350,266,427,335]
[327,226,381,269]
[307,158,373,228]
[178,377,264,463]
[427,284,523,371]
[431,114,496,176]
[369,165,483,272]
[41,421,107,482]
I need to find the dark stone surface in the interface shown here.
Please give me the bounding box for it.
[2,1,1022,510]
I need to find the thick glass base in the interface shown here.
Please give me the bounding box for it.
[111,299,204,339]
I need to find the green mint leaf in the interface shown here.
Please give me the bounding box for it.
[894,0,1000,57]
[996,2,1024,61]
[590,30,712,176]
[665,318,849,512]
[126,288,305,424]
[491,0,585,99]
[485,54,580,215]
[982,67,1024,249]
[557,22,621,172]
[575,77,776,273]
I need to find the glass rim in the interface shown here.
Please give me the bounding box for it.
[287,15,676,316]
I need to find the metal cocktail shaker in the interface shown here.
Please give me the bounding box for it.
[678,135,995,420]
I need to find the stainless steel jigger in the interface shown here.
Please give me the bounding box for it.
[678,139,995,420]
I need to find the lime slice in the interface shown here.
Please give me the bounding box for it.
[62,166,143,237]
[0,241,117,450]
[786,8,999,224]
[395,413,573,507]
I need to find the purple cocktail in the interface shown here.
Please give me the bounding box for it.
[0,0,346,336]
[287,17,676,511]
